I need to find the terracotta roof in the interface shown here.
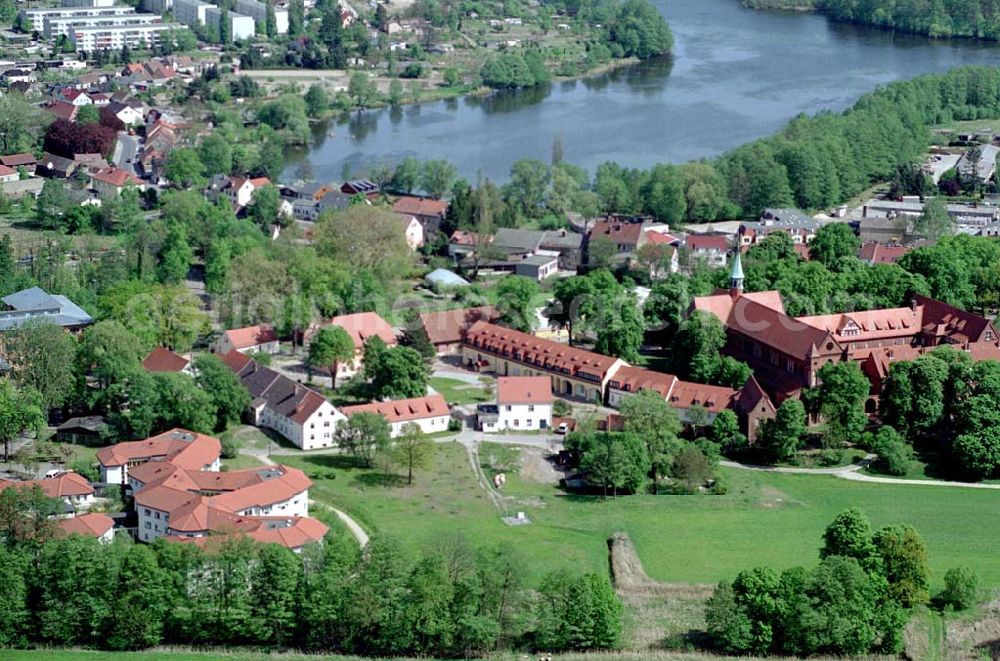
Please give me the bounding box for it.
[0,153,36,167]
[731,375,776,417]
[797,307,923,343]
[727,297,836,360]
[0,165,16,178]
[645,230,680,246]
[165,515,327,550]
[61,88,87,101]
[142,347,189,373]
[325,312,396,350]
[57,513,113,539]
[496,376,553,405]
[858,241,911,264]
[342,393,449,423]
[393,195,448,217]
[449,230,479,246]
[607,365,677,397]
[91,166,142,188]
[686,234,729,251]
[693,290,785,327]
[45,100,77,121]
[589,220,645,246]
[668,380,736,413]
[207,465,312,513]
[915,294,996,344]
[222,324,277,350]
[419,306,498,346]
[97,428,221,470]
[0,471,93,498]
[465,321,621,382]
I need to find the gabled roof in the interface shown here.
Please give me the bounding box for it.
[916,294,996,344]
[207,465,312,513]
[223,351,332,425]
[858,241,910,264]
[325,312,396,350]
[222,324,277,350]
[392,195,447,217]
[797,307,922,343]
[606,365,677,397]
[342,394,450,423]
[727,297,838,360]
[419,306,498,346]
[497,376,553,405]
[465,321,621,381]
[44,100,77,121]
[0,153,35,167]
[91,166,142,188]
[57,512,114,539]
[142,347,189,373]
[686,234,729,251]
[668,380,737,413]
[645,230,681,246]
[588,220,645,246]
[0,471,93,498]
[692,290,785,327]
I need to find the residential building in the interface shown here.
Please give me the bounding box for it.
[45,11,161,40]
[309,312,396,378]
[693,253,1000,406]
[463,321,626,403]
[0,471,95,511]
[738,208,825,246]
[90,166,143,199]
[479,376,552,432]
[235,0,289,33]
[223,351,345,449]
[104,100,145,125]
[205,6,255,42]
[861,199,999,228]
[397,214,424,250]
[419,306,498,354]
[587,219,649,260]
[97,428,221,484]
[59,88,93,105]
[55,416,107,444]
[340,179,378,196]
[37,152,78,179]
[206,174,271,208]
[686,234,729,267]
[142,346,192,374]
[56,512,115,543]
[70,23,174,51]
[858,241,911,265]
[211,324,279,355]
[341,394,451,437]
[0,165,18,184]
[44,100,78,123]
[392,195,448,235]
[173,0,212,27]
[19,5,135,31]
[0,286,93,332]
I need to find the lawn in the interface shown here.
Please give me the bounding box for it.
[281,442,1000,590]
[428,376,493,405]
[220,454,266,471]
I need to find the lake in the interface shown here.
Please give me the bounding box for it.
[286,0,1000,183]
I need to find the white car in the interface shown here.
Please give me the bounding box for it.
[555,423,568,435]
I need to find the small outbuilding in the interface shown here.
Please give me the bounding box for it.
[425,268,470,289]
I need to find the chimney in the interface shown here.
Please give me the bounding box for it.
[910,298,917,312]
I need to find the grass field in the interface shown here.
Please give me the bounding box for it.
[279,442,1000,590]
[220,454,266,471]
[428,376,493,405]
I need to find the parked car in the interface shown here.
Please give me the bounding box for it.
[555,423,568,435]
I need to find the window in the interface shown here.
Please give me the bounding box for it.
[527,419,533,427]
[144,508,150,516]
[987,331,995,341]
[155,512,160,520]
[144,522,151,529]
[528,405,534,412]
[514,419,520,427]
[505,405,512,411]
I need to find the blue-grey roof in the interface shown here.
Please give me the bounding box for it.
[425,268,470,288]
[0,287,93,331]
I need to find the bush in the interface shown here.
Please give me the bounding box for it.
[939,567,979,610]
[870,426,912,476]
[448,418,463,432]
[400,63,424,79]
[552,398,572,417]
[70,459,97,482]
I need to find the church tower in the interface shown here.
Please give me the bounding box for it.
[729,250,744,298]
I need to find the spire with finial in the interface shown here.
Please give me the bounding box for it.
[729,250,744,297]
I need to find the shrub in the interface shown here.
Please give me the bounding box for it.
[70,459,97,482]
[220,436,240,459]
[870,426,912,476]
[552,399,572,417]
[940,567,979,610]
[448,418,463,432]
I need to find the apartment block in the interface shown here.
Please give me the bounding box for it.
[234,0,288,34]
[70,23,173,51]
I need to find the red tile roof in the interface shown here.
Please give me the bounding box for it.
[222,324,277,350]
[45,100,77,121]
[589,220,645,246]
[607,365,678,397]
[668,380,736,413]
[325,312,396,350]
[645,230,680,246]
[449,230,479,246]
[686,234,730,251]
[419,306,498,347]
[97,428,220,470]
[142,347,189,373]
[858,241,911,264]
[342,393,450,423]
[465,321,621,382]
[91,166,142,188]
[0,471,93,498]
[208,465,312,513]
[0,164,17,178]
[0,153,36,167]
[57,513,114,539]
[393,195,447,217]
[497,376,553,405]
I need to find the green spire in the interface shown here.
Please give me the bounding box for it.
[729,250,744,290]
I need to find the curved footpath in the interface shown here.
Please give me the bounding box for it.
[239,448,371,547]
[720,455,1000,489]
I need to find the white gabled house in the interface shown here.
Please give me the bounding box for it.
[479,376,552,432]
[222,351,346,450]
[340,394,451,438]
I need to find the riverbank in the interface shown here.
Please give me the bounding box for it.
[741,0,816,10]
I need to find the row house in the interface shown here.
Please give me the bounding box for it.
[341,394,451,437]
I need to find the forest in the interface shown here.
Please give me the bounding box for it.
[0,486,622,656]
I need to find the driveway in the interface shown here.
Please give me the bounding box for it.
[114,132,140,176]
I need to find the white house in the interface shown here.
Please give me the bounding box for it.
[0,471,95,511]
[90,166,143,199]
[222,351,347,450]
[397,214,425,250]
[0,165,19,184]
[480,376,552,432]
[307,312,396,379]
[341,394,451,438]
[211,324,279,355]
[57,512,115,543]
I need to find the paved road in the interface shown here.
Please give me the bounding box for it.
[114,132,140,176]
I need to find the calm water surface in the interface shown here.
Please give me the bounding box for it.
[286,0,1000,183]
